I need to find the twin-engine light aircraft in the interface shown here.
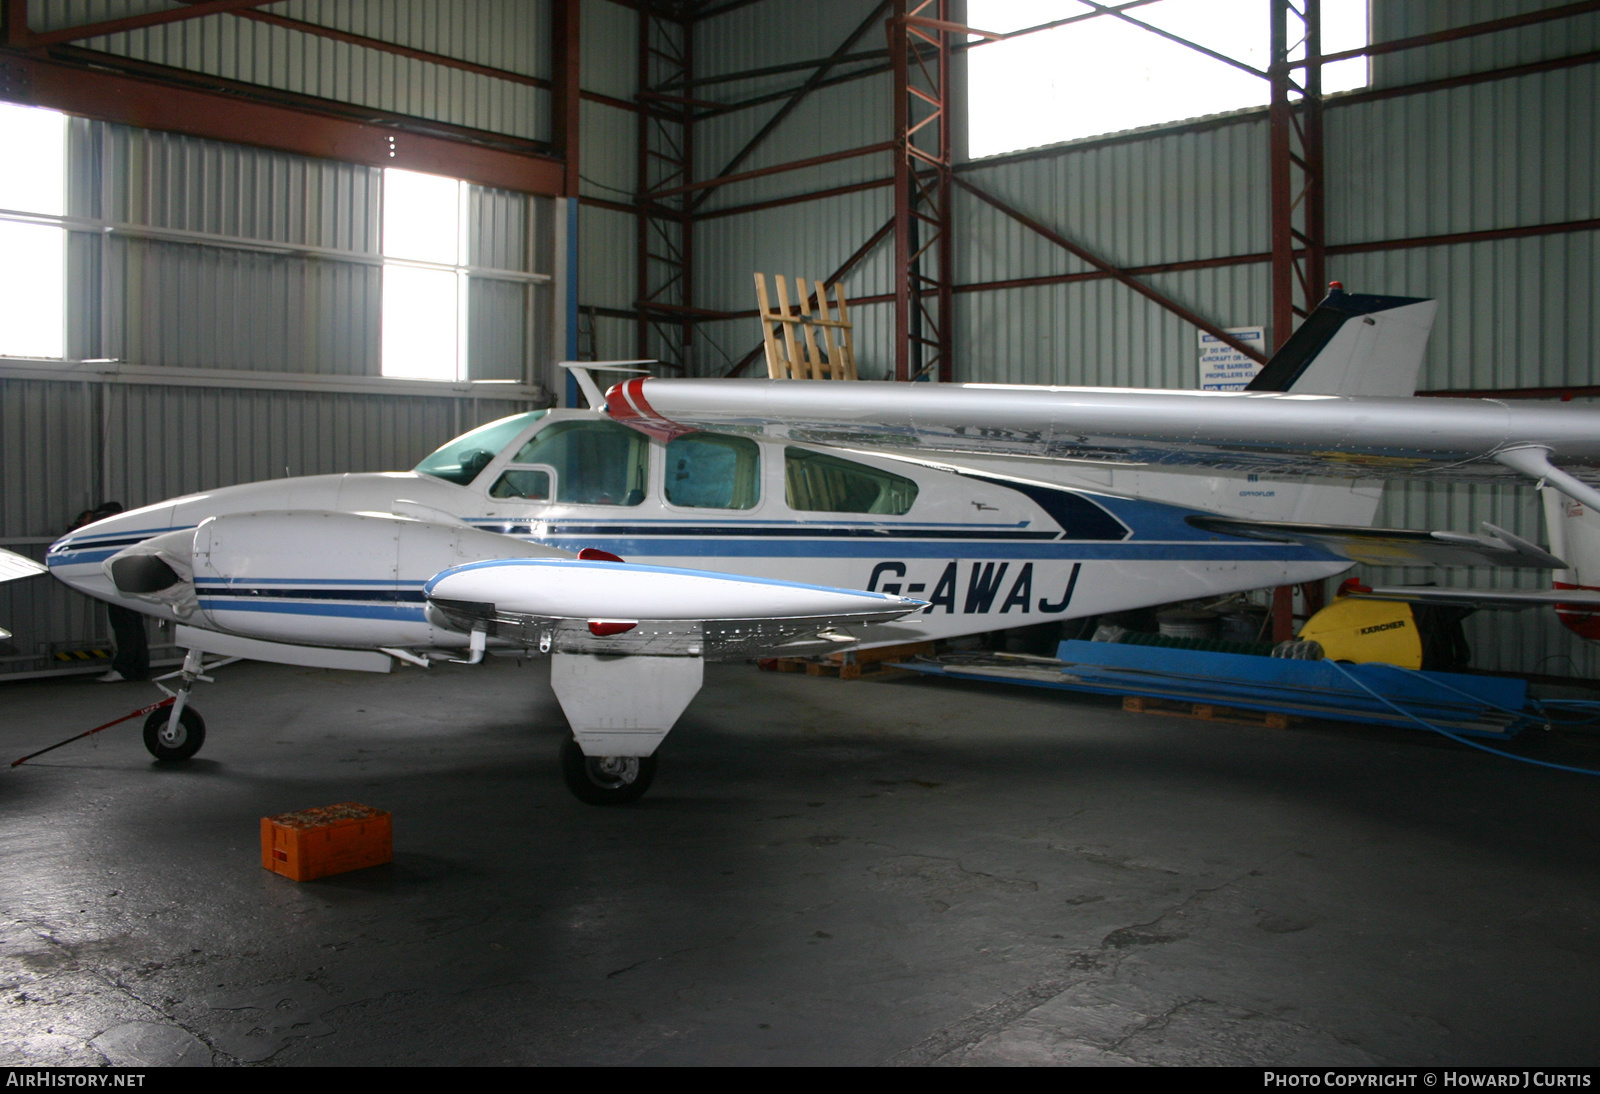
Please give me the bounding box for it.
[38,287,1600,803]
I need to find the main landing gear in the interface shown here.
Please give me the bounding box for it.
[560,737,657,805]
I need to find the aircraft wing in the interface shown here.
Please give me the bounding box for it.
[1186,516,1568,570]
[0,547,46,640]
[604,377,1600,506]
[425,605,908,659]
[0,547,47,584]
[1352,586,1600,612]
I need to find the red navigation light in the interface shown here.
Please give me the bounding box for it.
[588,620,637,637]
[578,547,625,562]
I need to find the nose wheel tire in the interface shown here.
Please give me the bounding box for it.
[560,737,656,805]
[143,706,206,762]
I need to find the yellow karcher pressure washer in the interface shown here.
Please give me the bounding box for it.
[1297,589,1423,668]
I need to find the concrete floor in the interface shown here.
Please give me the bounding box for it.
[2,656,1599,1067]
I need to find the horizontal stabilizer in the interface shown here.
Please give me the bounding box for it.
[1188,516,1567,570]
[1352,586,1600,612]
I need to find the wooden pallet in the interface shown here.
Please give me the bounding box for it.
[1121,695,1297,729]
[755,273,858,380]
[763,657,909,679]
[759,641,935,680]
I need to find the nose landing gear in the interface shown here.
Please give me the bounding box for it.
[144,649,237,762]
[143,705,205,762]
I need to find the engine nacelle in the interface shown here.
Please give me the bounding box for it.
[103,510,570,650]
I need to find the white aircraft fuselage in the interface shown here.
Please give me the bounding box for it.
[46,407,1352,659]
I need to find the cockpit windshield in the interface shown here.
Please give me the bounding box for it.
[413,411,545,485]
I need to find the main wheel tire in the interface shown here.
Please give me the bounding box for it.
[560,736,656,805]
[143,706,206,762]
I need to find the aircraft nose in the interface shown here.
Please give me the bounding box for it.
[45,503,179,591]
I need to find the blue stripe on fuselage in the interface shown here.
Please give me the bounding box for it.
[518,538,1332,561]
[47,550,120,567]
[198,600,427,622]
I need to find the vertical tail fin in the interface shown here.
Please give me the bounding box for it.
[1245,286,1439,397]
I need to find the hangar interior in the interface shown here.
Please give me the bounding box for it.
[4,0,1600,1069]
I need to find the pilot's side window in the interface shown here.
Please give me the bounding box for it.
[665,433,759,510]
[488,468,550,501]
[502,420,649,506]
[784,447,918,515]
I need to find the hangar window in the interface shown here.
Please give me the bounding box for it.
[506,420,650,507]
[665,433,760,510]
[0,102,66,359]
[965,0,1369,158]
[785,448,919,515]
[381,168,470,380]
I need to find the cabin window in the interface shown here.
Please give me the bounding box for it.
[508,420,649,506]
[414,410,545,485]
[665,433,759,510]
[489,468,551,501]
[784,448,918,515]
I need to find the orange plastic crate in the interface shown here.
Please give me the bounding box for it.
[260,802,392,881]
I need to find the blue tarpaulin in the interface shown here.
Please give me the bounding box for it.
[897,639,1529,739]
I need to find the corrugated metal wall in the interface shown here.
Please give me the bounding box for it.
[28,0,553,142]
[680,0,1600,677]
[691,0,895,377]
[577,0,639,360]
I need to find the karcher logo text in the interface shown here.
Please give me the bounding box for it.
[1359,620,1408,635]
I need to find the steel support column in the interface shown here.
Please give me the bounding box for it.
[635,3,694,372]
[553,0,581,196]
[890,0,954,383]
[1268,0,1324,350]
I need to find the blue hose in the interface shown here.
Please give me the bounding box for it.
[1373,663,1600,727]
[1323,659,1600,777]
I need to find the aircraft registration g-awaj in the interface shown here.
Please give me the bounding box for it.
[28,286,1600,803]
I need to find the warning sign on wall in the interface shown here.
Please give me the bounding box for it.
[1198,327,1266,391]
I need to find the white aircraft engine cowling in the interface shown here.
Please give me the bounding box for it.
[423,557,921,621]
[176,510,568,649]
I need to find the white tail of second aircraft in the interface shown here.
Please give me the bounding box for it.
[1541,488,1600,639]
[1189,287,1440,527]
[1245,286,1440,399]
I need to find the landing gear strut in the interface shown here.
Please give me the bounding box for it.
[560,737,656,805]
[144,648,233,762]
